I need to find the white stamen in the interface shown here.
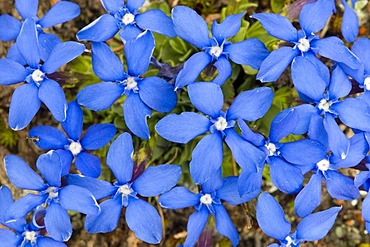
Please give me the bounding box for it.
[24,231,37,243]
[200,194,213,205]
[31,69,44,82]
[318,99,332,112]
[297,38,310,52]
[364,77,370,91]
[122,13,135,25]
[285,236,294,247]
[265,143,277,156]
[317,159,330,171]
[118,184,133,196]
[69,141,82,156]
[209,46,223,58]
[125,77,137,90]
[47,187,58,199]
[214,117,228,131]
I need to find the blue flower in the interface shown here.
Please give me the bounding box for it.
[172,6,269,89]
[65,132,182,244]
[77,32,177,139]
[3,152,100,242]
[252,7,360,82]
[159,173,257,247]
[0,0,80,61]
[355,161,370,232]
[77,0,176,42]
[156,82,272,184]
[28,101,117,178]
[257,192,341,247]
[0,18,85,130]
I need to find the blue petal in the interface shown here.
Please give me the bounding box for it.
[54,150,73,176]
[190,132,223,184]
[132,164,181,197]
[325,170,360,200]
[0,229,18,246]
[138,77,177,112]
[91,42,125,81]
[354,170,370,188]
[227,87,273,121]
[85,198,122,233]
[126,0,145,12]
[125,31,154,76]
[257,47,299,82]
[0,58,28,85]
[269,108,299,143]
[135,9,176,37]
[76,14,119,42]
[61,101,83,141]
[362,194,370,223]
[172,6,211,48]
[225,38,269,69]
[212,12,244,43]
[6,194,47,220]
[124,93,152,139]
[341,0,359,43]
[59,185,100,215]
[16,18,39,68]
[8,83,41,130]
[213,56,232,85]
[291,56,326,101]
[44,203,72,242]
[38,33,62,62]
[218,176,258,205]
[75,152,102,178]
[158,187,199,209]
[15,0,38,19]
[77,82,124,111]
[81,124,116,150]
[37,237,67,247]
[299,0,334,34]
[256,192,291,240]
[201,168,223,193]
[183,207,209,247]
[296,206,341,241]
[175,52,212,89]
[155,112,209,144]
[38,79,67,122]
[0,186,13,219]
[294,172,323,218]
[4,155,45,190]
[39,1,80,28]
[333,133,368,168]
[214,204,239,247]
[126,198,162,244]
[106,132,134,184]
[323,114,350,159]
[237,170,262,198]
[251,13,298,41]
[307,114,328,148]
[224,129,264,172]
[6,43,27,65]
[119,24,143,42]
[36,151,62,187]
[328,65,352,100]
[0,14,21,41]
[42,41,85,74]
[188,82,224,118]
[352,38,370,73]
[100,0,123,13]
[29,126,68,150]
[291,104,316,135]
[238,119,265,147]
[304,52,330,84]
[269,156,303,194]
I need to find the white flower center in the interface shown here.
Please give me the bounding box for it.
[118,184,133,196]
[214,117,228,131]
[200,194,213,205]
[297,38,310,52]
[209,46,223,58]
[69,141,82,156]
[364,77,370,91]
[285,236,294,247]
[265,142,277,156]
[125,77,138,90]
[31,69,44,82]
[317,159,330,171]
[318,99,332,112]
[122,13,135,25]
[24,231,37,242]
[47,187,59,199]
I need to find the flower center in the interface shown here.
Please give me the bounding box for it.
[118,184,133,196]
[47,187,59,199]
[265,142,277,156]
[200,194,213,205]
[24,231,37,243]
[122,13,135,25]
[69,141,82,156]
[285,236,294,247]
[318,99,332,112]
[125,77,138,90]
[31,69,44,82]
[297,38,310,52]
[364,77,370,91]
[214,116,228,131]
[317,159,330,171]
[209,46,223,58]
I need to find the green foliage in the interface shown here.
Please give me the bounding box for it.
[0,118,18,148]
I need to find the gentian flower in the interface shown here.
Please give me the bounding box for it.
[77,31,177,139]
[354,160,370,232]
[0,18,85,130]
[3,152,100,242]
[257,192,341,247]
[159,173,256,247]
[172,6,269,89]
[65,132,182,244]
[77,0,176,42]
[0,186,66,246]
[156,82,272,184]
[252,6,360,82]
[29,101,117,178]
[0,0,80,61]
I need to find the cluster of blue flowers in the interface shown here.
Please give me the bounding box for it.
[0,0,369,246]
